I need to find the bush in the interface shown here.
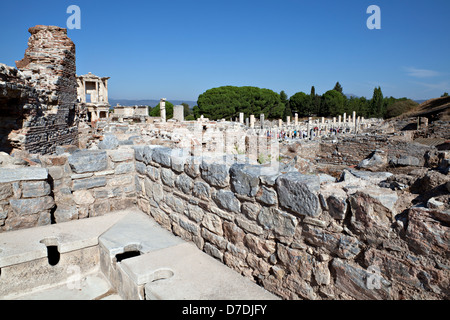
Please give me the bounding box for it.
[385,99,418,118]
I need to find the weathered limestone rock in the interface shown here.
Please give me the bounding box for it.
[192,181,210,200]
[331,258,392,300]
[348,187,398,243]
[363,248,449,295]
[21,181,51,198]
[276,172,321,217]
[258,207,298,239]
[0,184,13,201]
[405,207,449,257]
[109,149,135,162]
[230,163,261,197]
[184,156,201,178]
[319,183,348,220]
[200,159,230,188]
[390,155,421,167]
[72,190,95,205]
[357,150,387,171]
[9,196,55,215]
[98,135,119,150]
[213,190,240,213]
[176,173,193,194]
[277,243,314,279]
[54,205,78,223]
[223,220,245,244]
[68,150,108,174]
[303,224,361,259]
[151,147,172,167]
[0,167,48,183]
[72,176,107,191]
[256,186,278,206]
[160,168,176,187]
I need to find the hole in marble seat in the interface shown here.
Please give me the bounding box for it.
[149,269,175,283]
[116,250,141,263]
[115,243,143,263]
[40,237,60,266]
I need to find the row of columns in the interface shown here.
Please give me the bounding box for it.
[235,111,365,138]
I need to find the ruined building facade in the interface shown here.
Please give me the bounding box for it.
[76,72,110,122]
[0,25,81,154]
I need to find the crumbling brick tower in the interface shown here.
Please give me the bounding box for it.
[12,25,79,154]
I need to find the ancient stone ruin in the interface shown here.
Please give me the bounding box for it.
[1,26,80,155]
[0,25,449,300]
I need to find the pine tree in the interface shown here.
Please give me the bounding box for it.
[371,86,384,118]
[333,82,343,94]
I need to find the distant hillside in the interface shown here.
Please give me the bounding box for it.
[109,99,197,108]
[401,96,450,121]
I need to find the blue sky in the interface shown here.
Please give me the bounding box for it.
[1,0,449,102]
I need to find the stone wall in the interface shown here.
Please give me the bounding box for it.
[0,147,136,232]
[133,145,449,300]
[0,26,80,155]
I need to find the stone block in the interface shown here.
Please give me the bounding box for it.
[160,168,176,187]
[202,211,224,236]
[185,156,201,178]
[47,166,64,180]
[302,225,361,259]
[213,190,241,213]
[73,190,95,205]
[68,150,108,174]
[257,207,297,239]
[9,196,55,215]
[98,134,119,150]
[175,173,193,194]
[0,167,48,183]
[276,172,321,217]
[200,159,230,188]
[230,163,261,197]
[0,183,13,201]
[108,149,135,162]
[256,186,277,205]
[135,161,147,175]
[146,165,160,182]
[114,162,135,175]
[192,181,210,200]
[72,176,107,191]
[21,181,51,198]
[405,207,449,257]
[54,205,78,223]
[331,258,392,300]
[152,147,172,167]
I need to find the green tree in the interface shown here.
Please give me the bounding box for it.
[321,90,346,116]
[289,92,312,117]
[370,86,384,118]
[280,90,292,119]
[150,101,174,119]
[333,82,343,94]
[181,103,192,117]
[442,92,449,97]
[195,86,284,120]
[310,86,321,115]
